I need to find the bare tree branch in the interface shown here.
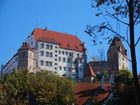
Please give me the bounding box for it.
[126,0,129,5]
[104,26,130,47]
[134,14,140,24]
[119,48,132,62]
[106,11,129,25]
[134,0,138,8]
[135,36,140,46]
[100,12,130,47]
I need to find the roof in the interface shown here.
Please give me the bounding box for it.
[18,42,34,51]
[75,83,110,105]
[85,64,96,77]
[109,36,126,53]
[1,53,18,71]
[89,61,112,73]
[32,28,85,52]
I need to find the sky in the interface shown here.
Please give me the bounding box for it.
[0,0,140,73]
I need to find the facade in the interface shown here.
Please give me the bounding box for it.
[1,42,36,75]
[1,28,87,79]
[89,36,129,75]
[107,37,128,70]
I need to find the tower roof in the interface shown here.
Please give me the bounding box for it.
[32,28,85,52]
[109,36,126,53]
[19,42,34,51]
[85,64,96,77]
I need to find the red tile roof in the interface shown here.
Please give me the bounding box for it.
[110,37,126,53]
[75,83,110,105]
[20,42,30,49]
[32,28,85,52]
[19,42,34,51]
[85,64,96,77]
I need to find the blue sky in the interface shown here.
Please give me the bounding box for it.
[0,0,140,73]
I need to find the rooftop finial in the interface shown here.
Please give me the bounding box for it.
[44,27,48,30]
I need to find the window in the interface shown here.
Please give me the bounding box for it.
[30,53,32,57]
[62,51,64,55]
[80,59,82,63]
[50,52,53,57]
[31,41,33,45]
[40,43,44,48]
[40,60,44,66]
[59,66,62,70]
[55,67,57,70]
[67,58,71,63]
[46,45,49,49]
[63,57,66,62]
[50,45,53,50]
[66,52,68,55]
[46,52,49,57]
[69,52,72,56]
[55,63,57,65]
[59,57,61,61]
[45,61,49,66]
[64,67,66,71]
[59,51,61,54]
[55,54,57,57]
[15,57,17,61]
[40,51,44,56]
[77,54,79,57]
[55,58,57,61]
[68,67,71,72]
[50,62,52,67]
[55,46,58,48]
[55,50,57,53]
[22,51,26,56]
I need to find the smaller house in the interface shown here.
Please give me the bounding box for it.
[84,64,96,83]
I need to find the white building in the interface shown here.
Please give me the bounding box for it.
[1,28,87,79]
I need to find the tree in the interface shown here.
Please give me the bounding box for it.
[114,70,138,105]
[0,70,75,105]
[85,0,140,104]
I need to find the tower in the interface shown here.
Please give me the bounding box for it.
[18,42,36,72]
[107,37,129,71]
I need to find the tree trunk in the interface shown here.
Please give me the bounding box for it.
[129,1,140,105]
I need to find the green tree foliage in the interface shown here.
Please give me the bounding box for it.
[115,69,132,83]
[96,70,109,81]
[0,70,75,105]
[114,70,140,105]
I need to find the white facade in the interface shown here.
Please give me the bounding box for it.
[2,54,18,75]
[27,50,36,72]
[26,32,86,79]
[118,50,128,70]
[1,28,86,79]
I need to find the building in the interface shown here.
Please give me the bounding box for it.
[1,28,87,79]
[89,36,129,75]
[107,36,128,70]
[75,82,110,105]
[1,42,36,75]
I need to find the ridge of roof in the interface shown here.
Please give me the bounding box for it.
[32,28,85,52]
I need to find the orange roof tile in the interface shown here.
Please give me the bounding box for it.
[32,28,85,52]
[85,64,96,77]
[75,83,110,105]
